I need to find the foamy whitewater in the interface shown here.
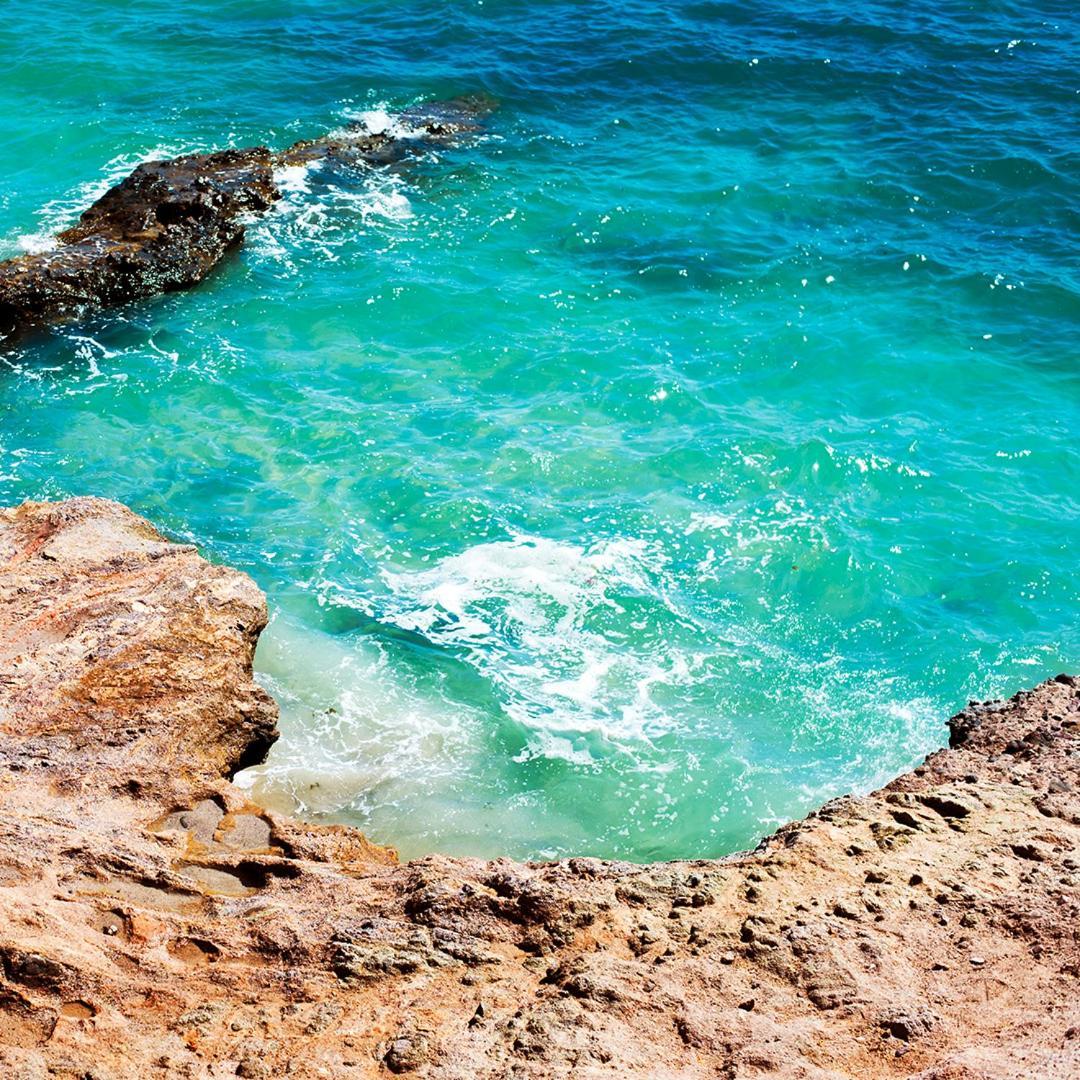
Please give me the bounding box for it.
[0,0,1077,859]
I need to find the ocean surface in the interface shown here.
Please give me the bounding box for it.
[1,0,1077,861]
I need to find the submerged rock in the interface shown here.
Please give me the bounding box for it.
[0,96,494,337]
[0,496,1078,1078]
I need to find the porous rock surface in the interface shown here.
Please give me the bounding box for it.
[0,497,1077,1079]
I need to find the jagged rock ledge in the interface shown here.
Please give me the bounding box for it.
[0,498,1076,1079]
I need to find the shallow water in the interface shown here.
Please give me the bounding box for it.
[0,0,1077,860]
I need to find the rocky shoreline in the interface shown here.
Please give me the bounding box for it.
[0,98,491,337]
[0,497,1076,1079]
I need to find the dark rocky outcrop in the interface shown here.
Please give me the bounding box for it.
[0,96,494,336]
[0,148,278,338]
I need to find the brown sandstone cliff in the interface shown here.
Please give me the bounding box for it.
[0,497,1076,1079]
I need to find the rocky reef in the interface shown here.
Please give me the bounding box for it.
[0,97,492,336]
[0,497,1076,1079]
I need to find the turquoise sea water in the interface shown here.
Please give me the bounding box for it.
[1,1,1077,861]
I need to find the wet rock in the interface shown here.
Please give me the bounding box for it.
[0,149,278,335]
[0,98,494,338]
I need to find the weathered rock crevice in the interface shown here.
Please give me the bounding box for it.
[0,497,1077,1079]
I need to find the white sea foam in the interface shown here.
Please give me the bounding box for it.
[274,162,316,196]
[348,108,393,136]
[248,158,414,273]
[15,232,57,255]
[380,533,698,756]
[0,128,415,268]
[338,107,430,142]
[235,520,952,860]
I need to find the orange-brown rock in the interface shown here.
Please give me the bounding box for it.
[0,497,1077,1079]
